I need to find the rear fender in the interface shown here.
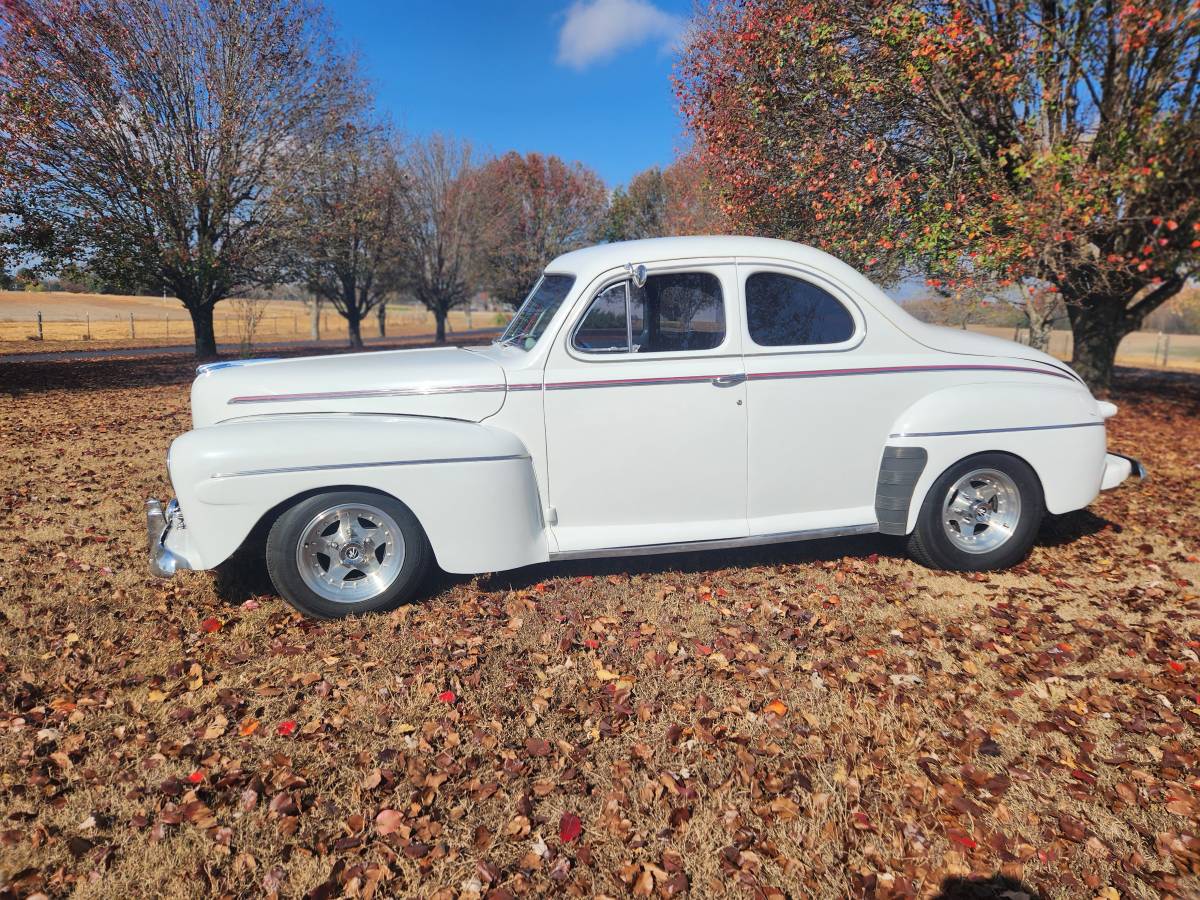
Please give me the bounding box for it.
[883,382,1107,533]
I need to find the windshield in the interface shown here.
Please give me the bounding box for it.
[497,273,576,350]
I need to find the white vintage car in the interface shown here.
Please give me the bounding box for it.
[149,237,1143,617]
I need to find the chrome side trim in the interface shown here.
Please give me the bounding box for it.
[548,523,878,561]
[211,453,530,479]
[228,383,507,404]
[889,421,1104,439]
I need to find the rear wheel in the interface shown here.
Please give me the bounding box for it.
[906,453,1043,571]
[266,490,431,618]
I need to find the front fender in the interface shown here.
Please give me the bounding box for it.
[885,381,1107,531]
[167,415,548,573]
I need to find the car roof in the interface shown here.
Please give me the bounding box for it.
[546,235,848,278]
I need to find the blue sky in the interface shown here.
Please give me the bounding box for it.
[327,0,694,187]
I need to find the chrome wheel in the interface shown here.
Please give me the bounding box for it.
[295,503,406,603]
[941,468,1022,555]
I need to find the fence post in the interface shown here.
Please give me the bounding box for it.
[37,311,43,341]
[1163,334,1171,369]
[129,312,135,338]
[85,313,91,341]
[165,314,169,337]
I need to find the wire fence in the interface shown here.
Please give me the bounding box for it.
[0,305,512,347]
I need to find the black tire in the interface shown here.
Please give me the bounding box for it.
[265,490,431,619]
[906,452,1044,571]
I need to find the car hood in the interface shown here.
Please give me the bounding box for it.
[190,347,509,427]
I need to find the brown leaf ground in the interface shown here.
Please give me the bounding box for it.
[1,355,1198,899]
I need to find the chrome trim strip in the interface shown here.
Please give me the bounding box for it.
[228,383,508,404]
[546,373,740,391]
[748,363,1074,383]
[889,421,1103,439]
[211,453,530,479]
[548,523,878,561]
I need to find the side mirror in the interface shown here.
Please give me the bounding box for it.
[626,263,647,288]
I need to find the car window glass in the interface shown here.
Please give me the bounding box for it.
[632,272,724,352]
[745,272,854,346]
[574,271,726,354]
[574,283,628,351]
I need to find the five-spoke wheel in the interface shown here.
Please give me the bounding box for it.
[267,491,430,618]
[908,453,1043,571]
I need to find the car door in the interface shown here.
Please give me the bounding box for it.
[740,262,882,535]
[543,262,747,554]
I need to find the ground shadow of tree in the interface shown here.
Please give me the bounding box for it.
[935,874,1042,899]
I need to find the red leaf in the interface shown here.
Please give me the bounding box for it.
[559,812,582,843]
[199,617,221,634]
[187,770,204,784]
[1168,661,1186,673]
[276,720,297,736]
[948,830,977,849]
[438,690,456,703]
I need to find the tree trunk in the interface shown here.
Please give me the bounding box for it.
[434,308,447,343]
[377,303,387,337]
[189,303,217,357]
[310,299,321,341]
[1065,296,1127,392]
[347,313,363,349]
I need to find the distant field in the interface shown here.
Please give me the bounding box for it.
[0,290,510,353]
[971,326,1200,372]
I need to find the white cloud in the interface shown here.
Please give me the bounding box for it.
[556,0,685,70]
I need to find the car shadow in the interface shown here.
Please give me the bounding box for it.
[935,874,1042,899]
[1036,507,1114,547]
[212,509,1121,608]
[467,532,908,595]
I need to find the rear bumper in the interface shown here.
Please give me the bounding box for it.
[1101,453,1147,491]
[146,498,190,577]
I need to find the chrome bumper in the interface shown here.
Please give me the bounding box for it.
[1101,453,1147,491]
[146,498,189,577]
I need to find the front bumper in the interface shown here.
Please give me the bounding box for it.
[1101,453,1147,491]
[146,498,190,577]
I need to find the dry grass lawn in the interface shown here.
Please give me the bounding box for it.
[0,351,1198,899]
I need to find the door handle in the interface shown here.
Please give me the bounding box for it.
[711,373,746,387]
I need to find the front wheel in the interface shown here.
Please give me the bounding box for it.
[266,490,431,618]
[906,453,1044,571]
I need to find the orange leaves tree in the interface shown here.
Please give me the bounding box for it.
[677,0,1200,388]
[475,152,608,308]
[0,0,359,356]
[604,153,730,242]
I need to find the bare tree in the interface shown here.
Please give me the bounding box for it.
[294,125,402,348]
[231,295,270,356]
[395,136,482,343]
[0,0,361,356]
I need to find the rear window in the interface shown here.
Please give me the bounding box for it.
[745,272,854,346]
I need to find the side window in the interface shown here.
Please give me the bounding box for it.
[574,271,725,354]
[745,272,854,346]
[574,283,629,351]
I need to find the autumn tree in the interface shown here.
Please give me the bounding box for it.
[605,153,729,242]
[475,152,607,307]
[294,125,402,348]
[0,0,359,356]
[678,0,1200,388]
[395,136,482,342]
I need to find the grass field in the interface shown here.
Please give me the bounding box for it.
[0,291,509,354]
[971,326,1200,372]
[1,350,1199,898]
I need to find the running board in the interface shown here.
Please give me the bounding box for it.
[548,523,879,562]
